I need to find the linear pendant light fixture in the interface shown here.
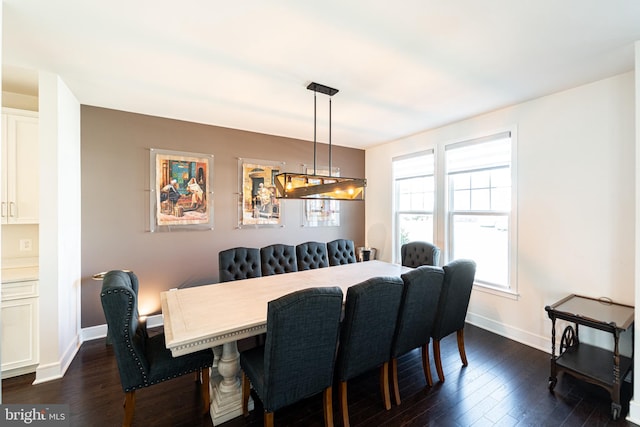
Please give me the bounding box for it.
[275,82,366,201]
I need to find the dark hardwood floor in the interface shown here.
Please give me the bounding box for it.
[2,324,634,427]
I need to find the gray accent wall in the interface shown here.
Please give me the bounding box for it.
[80,106,365,327]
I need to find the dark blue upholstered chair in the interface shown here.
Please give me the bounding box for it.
[218,247,262,282]
[327,239,357,266]
[390,266,444,405]
[296,241,329,271]
[336,276,404,427]
[432,259,476,382]
[100,270,213,427]
[240,287,343,427]
[401,241,441,267]
[260,244,298,276]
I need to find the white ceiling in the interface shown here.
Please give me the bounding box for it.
[3,0,640,149]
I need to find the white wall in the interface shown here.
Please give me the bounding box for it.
[1,0,4,404]
[35,72,81,384]
[628,40,640,425]
[366,72,635,352]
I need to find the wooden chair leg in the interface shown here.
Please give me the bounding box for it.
[421,343,433,387]
[379,362,391,410]
[433,339,445,383]
[339,380,350,427]
[264,411,274,427]
[201,368,210,414]
[323,386,334,427]
[457,329,468,366]
[123,391,135,427]
[391,357,401,406]
[241,371,251,417]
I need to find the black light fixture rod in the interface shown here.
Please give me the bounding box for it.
[329,98,332,177]
[313,90,317,175]
[307,82,339,177]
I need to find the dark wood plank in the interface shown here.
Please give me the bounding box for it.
[2,324,634,426]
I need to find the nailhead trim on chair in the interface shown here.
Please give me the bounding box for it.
[101,288,213,392]
[101,288,149,391]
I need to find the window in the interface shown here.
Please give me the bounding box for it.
[445,132,515,290]
[392,151,435,263]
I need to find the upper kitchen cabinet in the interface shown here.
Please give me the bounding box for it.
[2,108,39,224]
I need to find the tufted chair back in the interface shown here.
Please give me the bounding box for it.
[260,244,298,276]
[431,259,476,383]
[401,241,441,268]
[100,270,150,391]
[219,247,262,282]
[240,287,343,426]
[295,241,329,271]
[100,270,213,426]
[433,259,476,341]
[327,239,357,266]
[390,265,444,404]
[336,276,404,425]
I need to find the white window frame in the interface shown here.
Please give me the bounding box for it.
[392,150,435,264]
[443,129,518,298]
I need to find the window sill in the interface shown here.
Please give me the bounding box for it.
[473,283,519,300]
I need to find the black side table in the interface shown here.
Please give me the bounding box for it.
[545,294,634,420]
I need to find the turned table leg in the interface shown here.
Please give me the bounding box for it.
[209,341,253,425]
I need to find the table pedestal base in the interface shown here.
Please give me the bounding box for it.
[209,342,253,426]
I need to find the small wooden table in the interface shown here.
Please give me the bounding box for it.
[545,294,634,420]
[161,260,410,425]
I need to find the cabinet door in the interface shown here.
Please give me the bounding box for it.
[6,114,39,224]
[1,114,7,224]
[1,297,39,374]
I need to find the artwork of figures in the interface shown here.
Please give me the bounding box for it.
[150,149,214,231]
[239,158,284,227]
[303,166,340,227]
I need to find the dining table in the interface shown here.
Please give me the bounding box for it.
[160,260,410,425]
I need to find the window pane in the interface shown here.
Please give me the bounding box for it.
[471,188,490,210]
[491,168,511,187]
[450,173,470,190]
[471,170,490,189]
[453,189,470,210]
[399,214,433,245]
[492,187,511,211]
[393,151,435,264]
[452,214,509,286]
[396,176,433,211]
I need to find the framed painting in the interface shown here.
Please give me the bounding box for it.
[302,165,341,227]
[150,148,214,232]
[238,158,285,228]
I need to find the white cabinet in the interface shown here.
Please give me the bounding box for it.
[1,109,39,224]
[1,280,39,377]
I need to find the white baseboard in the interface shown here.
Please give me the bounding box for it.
[466,311,550,354]
[627,399,640,424]
[1,364,38,379]
[31,314,164,384]
[80,314,164,343]
[33,335,81,385]
[80,323,108,342]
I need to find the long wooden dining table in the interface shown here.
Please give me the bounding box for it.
[160,260,410,425]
